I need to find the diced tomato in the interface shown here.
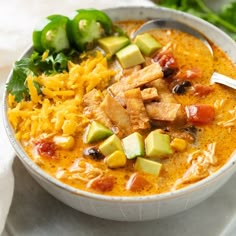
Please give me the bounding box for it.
[153,43,178,68]
[175,68,202,80]
[185,104,215,125]
[157,53,177,68]
[36,140,56,159]
[87,175,115,192]
[153,44,179,78]
[192,84,214,97]
[154,51,178,69]
[126,173,150,192]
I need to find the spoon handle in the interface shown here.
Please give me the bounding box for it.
[211,72,236,90]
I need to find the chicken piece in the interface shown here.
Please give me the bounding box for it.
[108,63,163,106]
[173,143,217,190]
[124,88,150,131]
[145,102,181,122]
[83,89,113,129]
[101,94,132,137]
[141,87,159,102]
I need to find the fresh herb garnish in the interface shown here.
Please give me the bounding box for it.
[7,50,75,102]
[157,0,236,40]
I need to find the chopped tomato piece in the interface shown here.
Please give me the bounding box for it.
[153,44,178,72]
[156,53,177,68]
[87,175,115,192]
[192,84,214,97]
[175,68,202,80]
[153,49,178,68]
[185,104,215,125]
[126,173,150,192]
[36,140,56,159]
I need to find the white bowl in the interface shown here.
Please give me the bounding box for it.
[3,6,236,221]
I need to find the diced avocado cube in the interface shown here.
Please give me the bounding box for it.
[116,44,145,69]
[134,157,162,176]
[105,150,127,169]
[134,33,162,56]
[145,130,173,159]
[122,132,144,159]
[98,36,130,55]
[86,121,113,143]
[99,134,123,156]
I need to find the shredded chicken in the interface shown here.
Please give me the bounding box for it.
[214,100,236,128]
[69,158,102,182]
[55,158,103,183]
[173,143,217,189]
[217,106,236,128]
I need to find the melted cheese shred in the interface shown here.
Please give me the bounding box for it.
[7,51,116,141]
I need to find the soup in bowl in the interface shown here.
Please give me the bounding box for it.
[3,6,236,221]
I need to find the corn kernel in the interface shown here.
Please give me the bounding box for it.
[53,135,75,149]
[105,150,127,169]
[171,138,187,152]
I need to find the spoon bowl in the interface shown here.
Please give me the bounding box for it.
[132,19,213,55]
[133,19,236,90]
[211,72,236,89]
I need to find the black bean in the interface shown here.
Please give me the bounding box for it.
[162,67,178,78]
[182,81,191,87]
[83,147,104,160]
[172,80,192,94]
[183,125,197,135]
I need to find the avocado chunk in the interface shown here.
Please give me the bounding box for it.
[145,130,173,159]
[99,134,123,156]
[98,36,130,55]
[134,33,162,56]
[116,44,145,69]
[122,132,144,159]
[86,121,113,143]
[134,157,162,176]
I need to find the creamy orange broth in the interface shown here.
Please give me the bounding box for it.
[8,20,236,196]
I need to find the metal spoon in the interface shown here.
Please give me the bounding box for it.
[133,19,236,90]
[132,19,213,54]
[211,72,236,89]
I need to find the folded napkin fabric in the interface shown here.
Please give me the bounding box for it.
[0,117,14,234]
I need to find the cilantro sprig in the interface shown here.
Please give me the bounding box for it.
[7,50,75,102]
[157,0,236,40]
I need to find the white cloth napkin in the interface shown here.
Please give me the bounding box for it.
[0,0,155,234]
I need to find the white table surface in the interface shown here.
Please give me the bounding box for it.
[1,0,236,235]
